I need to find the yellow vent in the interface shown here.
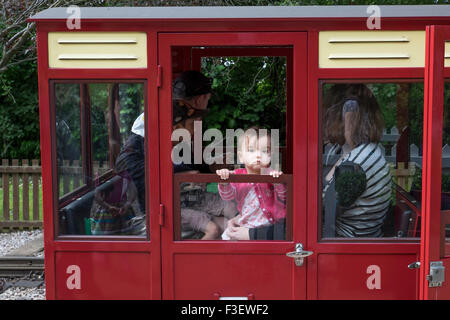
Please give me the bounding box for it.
[48,32,147,68]
[446,42,450,68]
[319,31,425,68]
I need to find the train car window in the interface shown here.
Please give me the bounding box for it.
[442,82,450,255]
[321,82,424,239]
[54,82,147,237]
[172,48,291,241]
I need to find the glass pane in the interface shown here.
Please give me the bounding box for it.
[55,83,83,198]
[90,83,113,175]
[171,47,290,241]
[89,83,144,177]
[443,82,450,255]
[176,180,289,240]
[201,55,288,150]
[56,82,147,237]
[321,83,423,239]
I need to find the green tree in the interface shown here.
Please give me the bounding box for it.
[0,59,39,158]
[202,56,287,143]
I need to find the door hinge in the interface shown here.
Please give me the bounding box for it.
[157,65,162,88]
[159,204,165,226]
[427,261,445,287]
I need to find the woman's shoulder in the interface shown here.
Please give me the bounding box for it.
[348,143,382,162]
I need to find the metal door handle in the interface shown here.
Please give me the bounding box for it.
[408,261,420,269]
[286,243,313,267]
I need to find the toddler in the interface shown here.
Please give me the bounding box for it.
[216,128,287,240]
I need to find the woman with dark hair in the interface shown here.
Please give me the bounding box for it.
[322,84,391,238]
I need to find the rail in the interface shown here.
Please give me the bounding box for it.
[0,256,45,277]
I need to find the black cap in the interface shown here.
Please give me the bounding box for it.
[173,70,212,100]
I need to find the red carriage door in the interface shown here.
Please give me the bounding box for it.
[158,32,308,299]
[421,25,450,300]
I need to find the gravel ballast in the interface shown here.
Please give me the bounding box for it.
[0,230,45,300]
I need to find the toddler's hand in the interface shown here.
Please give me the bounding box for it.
[269,170,283,178]
[216,169,231,180]
[227,226,250,241]
[227,216,240,229]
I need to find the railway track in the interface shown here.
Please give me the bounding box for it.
[0,256,44,277]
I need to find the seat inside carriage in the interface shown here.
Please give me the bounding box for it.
[60,176,123,235]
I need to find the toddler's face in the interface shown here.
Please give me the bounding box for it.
[239,135,271,173]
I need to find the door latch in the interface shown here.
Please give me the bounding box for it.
[286,243,313,267]
[408,261,420,269]
[427,261,445,287]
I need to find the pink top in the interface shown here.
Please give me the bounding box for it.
[217,168,287,223]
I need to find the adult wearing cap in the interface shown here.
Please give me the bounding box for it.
[172,70,212,130]
[172,70,213,173]
[171,71,230,240]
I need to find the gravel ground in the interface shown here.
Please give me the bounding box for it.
[0,229,43,256]
[0,282,45,300]
[0,229,46,300]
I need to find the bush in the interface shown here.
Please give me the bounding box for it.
[0,60,40,159]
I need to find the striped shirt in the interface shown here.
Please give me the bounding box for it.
[323,143,392,237]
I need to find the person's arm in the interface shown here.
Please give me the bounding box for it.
[119,179,138,215]
[216,169,237,201]
[94,189,120,216]
[226,225,250,240]
[273,183,287,202]
[266,169,287,202]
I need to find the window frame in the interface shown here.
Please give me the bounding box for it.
[318,79,425,243]
[50,79,148,240]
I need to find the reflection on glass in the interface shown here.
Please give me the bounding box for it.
[55,83,82,198]
[180,183,234,240]
[321,83,424,238]
[56,82,146,236]
[179,181,287,241]
[200,54,288,171]
[90,171,145,236]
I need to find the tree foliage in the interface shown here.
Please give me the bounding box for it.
[0,58,39,158]
[0,0,100,159]
[202,56,287,141]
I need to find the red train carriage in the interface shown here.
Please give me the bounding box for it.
[29,5,450,300]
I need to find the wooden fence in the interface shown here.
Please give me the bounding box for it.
[58,160,111,198]
[0,159,42,230]
[0,159,111,231]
